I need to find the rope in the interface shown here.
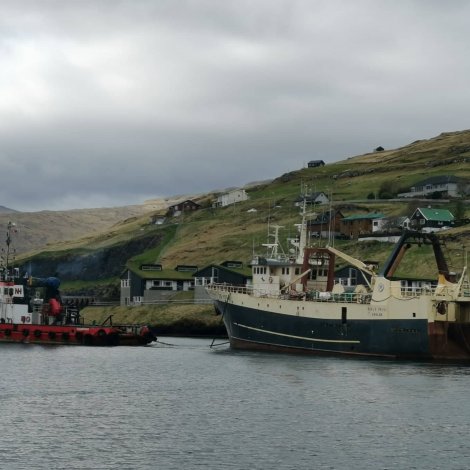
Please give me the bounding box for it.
[154,339,177,347]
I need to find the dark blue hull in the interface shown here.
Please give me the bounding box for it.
[214,300,469,359]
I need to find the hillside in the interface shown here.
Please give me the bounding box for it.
[14,129,470,295]
[0,206,152,255]
[0,195,201,255]
[0,205,18,214]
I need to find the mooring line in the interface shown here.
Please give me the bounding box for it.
[210,340,230,348]
[154,339,177,347]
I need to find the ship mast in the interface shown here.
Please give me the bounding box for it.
[291,199,313,264]
[262,225,284,259]
[1,222,16,281]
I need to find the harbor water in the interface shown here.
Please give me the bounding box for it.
[1,337,470,469]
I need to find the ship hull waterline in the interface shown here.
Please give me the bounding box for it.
[214,300,470,361]
[0,323,156,346]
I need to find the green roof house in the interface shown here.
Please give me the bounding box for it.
[120,264,197,306]
[409,207,455,233]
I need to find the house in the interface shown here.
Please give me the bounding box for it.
[307,160,325,168]
[365,215,410,233]
[294,192,329,207]
[397,175,468,198]
[213,189,248,208]
[409,207,455,232]
[120,264,198,305]
[340,213,386,238]
[193,261,251,287]
[334,263,378,288]
[307,209,344,238]
[193,261,252,302]
[168,200,201,217]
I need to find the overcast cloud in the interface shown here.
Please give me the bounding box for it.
[1,0,469,211]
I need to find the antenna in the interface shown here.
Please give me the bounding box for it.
[328,188,334,247]
[2,221,17,281]
[262,224,285,258]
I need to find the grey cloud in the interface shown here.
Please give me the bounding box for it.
[0,1,469,211]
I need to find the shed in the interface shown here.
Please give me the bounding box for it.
[168,200,201,216]
[307,160,325,168]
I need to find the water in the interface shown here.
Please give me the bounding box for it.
[1,338,470,470]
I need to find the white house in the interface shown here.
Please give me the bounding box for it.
[372,216,387,232]
[213,189,248,208]
[294,192,329,207]
[397,175,467,198]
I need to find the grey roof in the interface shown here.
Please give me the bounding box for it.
[308,209,343,224]
[412,175,463,187]
[295,192,328,203]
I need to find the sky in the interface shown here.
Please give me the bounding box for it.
[1,0,469,212]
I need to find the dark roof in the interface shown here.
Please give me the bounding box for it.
[342,212,385,221]
[411,175,463,187]
[126,266,195,280]
[193,263,252,278]
[308,209,343,224]
[168,200,201,209]
[295,192,328,203]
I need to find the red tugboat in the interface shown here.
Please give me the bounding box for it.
[0,222,157,346]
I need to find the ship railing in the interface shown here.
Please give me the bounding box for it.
[208,283,375,303]
[207,283,254,295]
[306,291,372,304]
[460,279,470,298]
[209,283,290,299]
[400,286,434,298]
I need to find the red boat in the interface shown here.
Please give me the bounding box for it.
[0,223,157,346]
[0,276,157,346]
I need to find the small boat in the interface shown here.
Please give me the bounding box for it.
[207,208,470,360]
[0,222,156,346]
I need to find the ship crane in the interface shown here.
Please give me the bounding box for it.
[326,245,376,289]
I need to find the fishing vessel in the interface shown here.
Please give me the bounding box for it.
[207,210,470,360]
[0,222,156,346]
